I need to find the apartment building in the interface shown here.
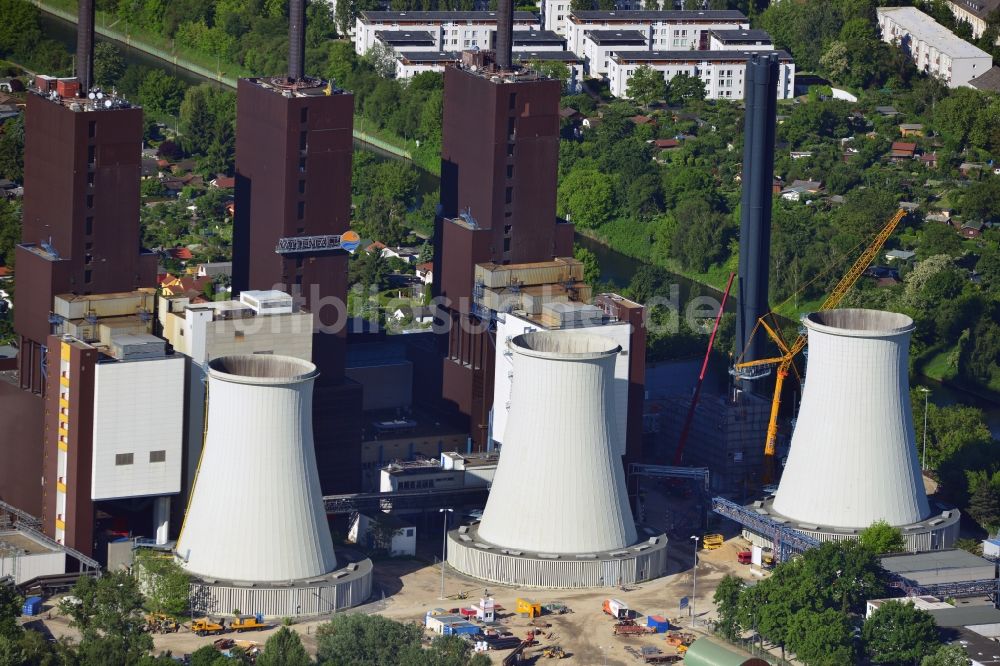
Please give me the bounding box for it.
[877,7,992,88]
[354,10,541,56]
[565,10,748,56]
[542,0,650,36]
[606,49,795,99]
[708,28,773,50]
[945,0,1000,41]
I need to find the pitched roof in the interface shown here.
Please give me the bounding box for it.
[969,65,1000,92]
[166,247,194,260]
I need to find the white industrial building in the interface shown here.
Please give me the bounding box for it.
[354,10,542,56]
[877,7,992,88]
[448,332,667,588]
[565,10,749,57]
[606,49,795,100]
[749,310,960,551]
[176,355,372,616]
[348,512,416,557]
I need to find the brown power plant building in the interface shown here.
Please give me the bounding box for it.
[232,0,363,494]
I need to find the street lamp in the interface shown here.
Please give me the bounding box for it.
[690,535,700,627]
[439,508,454,600]
[919,387,931,471]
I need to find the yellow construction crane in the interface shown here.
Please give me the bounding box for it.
[733,209,907,484]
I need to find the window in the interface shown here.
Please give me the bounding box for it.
[504,186,513,204]
[406,528,414,537]
[300,107,309,123]
[299,131,307,151]
[299,157,307,173]
[298,180,306,195]
[297,201,305,220]
[509,92,517,110]
[86,194,94,209]
[504,224,512,235]
[234,330,245,339]
[507,117,515,138]
[87,172,94,186]
[88,121,96,138]
[506,143,515,157]
[149,450,166,463]
[506,164,514,179]
[85,217,93,235]
[84,270,92,283]
[115,453,134,466]
[87,145,95,164]
[503,237,511,252]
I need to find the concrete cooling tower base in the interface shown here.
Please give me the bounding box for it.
[742,497,960,553]
[188,557,373,618]
[447,525,668,588]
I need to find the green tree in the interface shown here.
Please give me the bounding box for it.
[627,65,666,109]
[968,480,1000,533]
[0,114,24,184]
[257,627,310,666]
[859,520,907,554]
[93,42,126,88]
[863,600,940,665]
[921,643,972,666]
[0,582,21,641]
[64,571,152,665]
[0,199,21,269]
[713,574,743,640]
[665,72,706,105]
[0,0,42,61]
[134,550,191,617]
[670,196,733,272]
[557,169,615,229]
[574,245,601,285]
[316,613,423,665]
[528,59,570,83]
[179,84,219,156]
[786,608,855,666]
[139,70,187,118]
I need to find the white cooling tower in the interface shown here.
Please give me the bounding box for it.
[177,355,337,582]
[772,309,930,528]
[477,331,637,553]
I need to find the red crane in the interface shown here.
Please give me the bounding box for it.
[673,272,736,466]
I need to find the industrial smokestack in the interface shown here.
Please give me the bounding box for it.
[288,0,306,81]
[495,0,513,70]
[735,53,778,365]
[771,310,930,528]
[76,0,95,94]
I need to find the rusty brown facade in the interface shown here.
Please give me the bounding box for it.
[435,62,574,449]
[232,78,362,493]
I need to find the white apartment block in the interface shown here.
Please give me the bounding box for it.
[708,28,773,50]
[582,30,650,76]
[877,6,992,88]
[945,0,999,41]
[394,50,584,90]
[355,10,541,56]
[542,0,651,36]
[566,9,748,56]
[606,50,795,100]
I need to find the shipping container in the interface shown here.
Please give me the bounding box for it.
[22,597,43,616]
[647,615,670,633]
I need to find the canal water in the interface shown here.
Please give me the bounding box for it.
[39,10,1000,435]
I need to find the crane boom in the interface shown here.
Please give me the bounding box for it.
[734,209,906,483]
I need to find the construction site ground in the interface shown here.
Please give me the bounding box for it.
[20,484,770,665]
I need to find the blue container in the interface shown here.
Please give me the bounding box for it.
[22,596,42,616]
[646,615,669,633]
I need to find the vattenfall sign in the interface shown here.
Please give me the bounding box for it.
[275,230,361,255]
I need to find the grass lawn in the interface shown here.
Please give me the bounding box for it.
[920,343,959,382]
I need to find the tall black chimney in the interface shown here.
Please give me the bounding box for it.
[736,53,778,366]
[76,0,95,94]
[495,0,513,70]
[289,0,306,80]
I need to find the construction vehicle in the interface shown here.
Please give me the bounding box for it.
[231,614,269,632]
[542,645,566,659]
[516,598,542,618]
[602,598,631,619]
[144,613,179,634]
[762,548,775,568]
[732,209,906,484]
[702,534,724,550]
[190,618,226,637]
[737,550,752,565]
[666,631,695,649]
[613,619,655,636]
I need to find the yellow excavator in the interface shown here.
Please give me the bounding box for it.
[732,209,906,484]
